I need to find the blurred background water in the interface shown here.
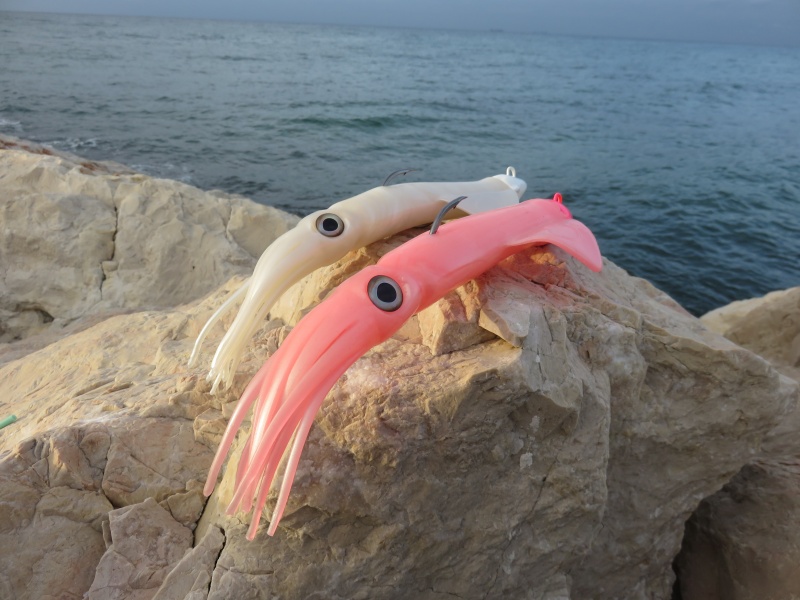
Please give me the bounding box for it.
[1,11,798,315]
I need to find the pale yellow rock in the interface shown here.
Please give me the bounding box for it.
[85,497,193,600]
[2,222,794,600]
[701,286,800,379]
[0,134,136,175]
[152,525,225,600]
[160,480,207,528]
[203,242,795,600]
[675,288,800,600]
[0,304,220,599]
[3,230,796,600]
[0,135,298,343]
[0,165,116,336]
[0,437,113,600]
[0,138,299,600]
[102,419,214,507]
[417,285,495,355]
[1,139,797,600]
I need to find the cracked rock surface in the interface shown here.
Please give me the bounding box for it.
[1,139,797,599]
[85,497,194,600]
[0,133,298,343]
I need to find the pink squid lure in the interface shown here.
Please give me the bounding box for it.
[204,194,602,540]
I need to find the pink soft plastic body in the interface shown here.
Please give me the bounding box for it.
[204,195,603,540]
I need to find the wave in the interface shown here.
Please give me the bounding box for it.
[47,137,99,151]
[130,162,194,183]
[218,55,264,62]
[288,114,438,130]
[0,117,23,132]
[293,116,393,129]
[214,175,273,196]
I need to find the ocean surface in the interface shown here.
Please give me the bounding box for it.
[2,11,799,315]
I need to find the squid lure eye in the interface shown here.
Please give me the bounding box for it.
[367,275,403,312]
[316,213,345,237]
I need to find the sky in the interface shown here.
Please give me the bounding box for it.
[1,0,798,47]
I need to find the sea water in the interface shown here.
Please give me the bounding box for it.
[1,11,798,315]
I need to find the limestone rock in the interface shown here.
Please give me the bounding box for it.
[0,416,214,599]
[0,434,113,600]
[0,139,290,600]
[152,526,225,600]
[85,497,193,600]
[160,480,208,528]
[701,286,800,380]
[674,288,800,600]
[1,139,797,599]
[676,460,800,600]
[0,133,137,175]
[202,241,795,600]
[2,231,795,600]
[0,134,298,342]
[102,419,214,507]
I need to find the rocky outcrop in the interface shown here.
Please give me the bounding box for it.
[674,287,800,600]
[0,133,298,343]
[701,286,800,380]
[1,139,797,599]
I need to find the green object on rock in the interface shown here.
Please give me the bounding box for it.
[0,415,17,430]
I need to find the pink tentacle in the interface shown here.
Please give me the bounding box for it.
[245,422,302,540]
[203,360,275,496]
[242,311,362,485]
[267,396,325,536]
[233,435,254,491]
[245,350,295,469]
[231,394,309,514]
[243,317,327,468]
[236,423,295,516]
[229,342,359,514]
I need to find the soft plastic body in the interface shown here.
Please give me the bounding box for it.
[203,195,602,540]
[189,170,527,392]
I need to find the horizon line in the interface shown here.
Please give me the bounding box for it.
[2,8,798,51]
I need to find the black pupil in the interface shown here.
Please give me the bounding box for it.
[322,218,339,232]
[376,282,397,304]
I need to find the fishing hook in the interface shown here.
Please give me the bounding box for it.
[429,196,467,235]
[382,168,418,186]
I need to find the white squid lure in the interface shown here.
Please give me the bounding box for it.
[189,168,526,392]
